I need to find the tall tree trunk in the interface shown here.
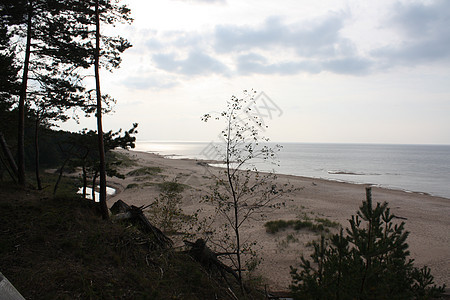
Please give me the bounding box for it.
[0,150,16,183]
[17,0,33,186]
[225,119,244,293]
[82,164,87,199]
[92,170,98,202]
[94,0,108,219]
[34,114,42,190]
[53,156,69,196]
[0,131,18,181]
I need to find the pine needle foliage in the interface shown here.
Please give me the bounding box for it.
[290,187,445,300]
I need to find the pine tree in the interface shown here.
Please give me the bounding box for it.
[0,20,20,182]
[1,0,131,199]
[290,187,446,299]
[68,0,132,219]
[0,0,92,185]
[0,21,19,106]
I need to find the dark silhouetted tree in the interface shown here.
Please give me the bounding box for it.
[63,0,132,218]
[0,21,20,181]
[54,124,137,200]
[0,0,95,185]
[1,1,132,214]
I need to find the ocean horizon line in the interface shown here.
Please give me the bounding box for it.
[136,140,450,147]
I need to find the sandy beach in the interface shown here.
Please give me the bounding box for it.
[106,149,450,291]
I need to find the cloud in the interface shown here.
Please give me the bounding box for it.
[373,37,450,66]
[323,57,372,75]
[153,51,230,76]
[236,53,371,75]
[172,0,225,3]
[390,0,450,38]
[142,13,373,77]
[372,0,450,66]
[144,39,164,51]
[217,14,372,76]
[214,15,354,58]
[236,53,321,75]
[136,2,450,80]
[121,75,179,90]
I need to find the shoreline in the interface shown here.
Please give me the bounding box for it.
[154,151,450,201]
[135,142,450,200]
[107,149,450,290]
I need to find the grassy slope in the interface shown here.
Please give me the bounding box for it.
[0,180,240,299]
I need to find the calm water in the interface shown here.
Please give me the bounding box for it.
[135,141,450,199]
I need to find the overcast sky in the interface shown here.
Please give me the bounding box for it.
[63,0,450,144]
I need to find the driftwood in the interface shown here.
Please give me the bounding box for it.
[184,239,240,283]
[111,200,173,249]
[185,239,296,299]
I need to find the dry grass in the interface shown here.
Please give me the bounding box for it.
[0,179,254,299]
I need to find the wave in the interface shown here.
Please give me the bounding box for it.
[327,170,381,176]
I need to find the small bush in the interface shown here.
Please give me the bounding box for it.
[126,183,140,189]
[264,220,293,233]
[315,217,339,228]
[148,180,194,234]
[158,181,186,193]
[127,166,162,176]
[265,217,338,234]
[110,151,137,168]
[293,220,313,231]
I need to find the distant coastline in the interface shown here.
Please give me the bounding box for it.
[134,141,450,199]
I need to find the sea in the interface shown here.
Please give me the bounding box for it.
[134,141,450,199]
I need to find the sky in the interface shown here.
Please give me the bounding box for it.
[62,0,450,144]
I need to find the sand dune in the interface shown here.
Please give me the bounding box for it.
[107,149,450,291]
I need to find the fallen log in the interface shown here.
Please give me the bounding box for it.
[184,239,240,283]
[110,199,131,214]
[111,199,173,249]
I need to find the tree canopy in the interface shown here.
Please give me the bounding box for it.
[0,0,133,206]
